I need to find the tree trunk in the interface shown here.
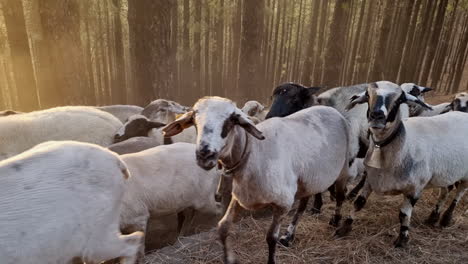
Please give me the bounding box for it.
[193,0,202,101]
[322,0,350,87]
[2,0,40,111]
[128,0,174,105]
[419,0,449,84]
[213,0,224,96]
[112,0,127,104]
[238,0,264,102]
[301,0,320,85]
[369,0,394,82]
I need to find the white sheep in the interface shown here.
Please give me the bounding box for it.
[0,106,123,160]
[163,96,352,264]
[242,100,268,122]
[400,83,448,117]
[97,105,144,123]
[118,142,221,261]
[141,99,190,123]
[440,92,468,113]
[114,114,196,145]
[0,141,143,264]
[338,81,468,248]
[265,82,365,212]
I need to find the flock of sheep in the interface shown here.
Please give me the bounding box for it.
[0,81,467,264]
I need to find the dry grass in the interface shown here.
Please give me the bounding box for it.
[144,190,467,264]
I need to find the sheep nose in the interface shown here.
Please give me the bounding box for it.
[370,110,385,120]
[196,145,215,160]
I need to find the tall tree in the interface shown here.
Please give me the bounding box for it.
[2,0,39,111]
[111,0,127,104]
[369,0,394,81]
[322,0,350,87]
[128,0,175,105]
[238,0,265,102]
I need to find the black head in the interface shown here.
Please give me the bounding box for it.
[114,115,166,143]
[265,83,321,119]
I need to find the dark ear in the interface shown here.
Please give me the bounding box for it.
[422,87,432,93]
[299,86,321,99]
[307,86,322,94]
[162,111,195,137]
[234,113,265,140]
[405,93,432,110]
[149,121,166,129]
[345,91,368,111]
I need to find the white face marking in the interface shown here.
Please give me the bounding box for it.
[379,104,388,116]
[456,92,468,108]
[193,97,238,154]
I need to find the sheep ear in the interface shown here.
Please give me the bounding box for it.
[307,86,322,94]
[234,113,265,140]
[345,91,368,111]
[421,87,432,93]
[162,111,195,137]
[404,93,432,110]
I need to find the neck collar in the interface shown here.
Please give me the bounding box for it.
[218,131,250,175]
[371,121,404,148]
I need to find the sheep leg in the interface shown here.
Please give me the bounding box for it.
[266,206,288,264]
[218,197,241,264]
[310,193,323,214]
[394,194,419,248]
[328,183,336,201]
[329,178,347,227]
[425,187,449,226]
[177,208,196,236]
[335,181,373,237]
[176,211,186,235]
[279,197,309,247]
[347,172,367,200]
[440,181,467,227]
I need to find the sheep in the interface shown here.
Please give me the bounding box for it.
[0,109,22,117]
[118,142,222,261]
[0,141,143,264]
[114,114,196,145]
[97,105,144,123]
[242,100,268,122]
[113,115,167,143]
[141,99,190,123]
[400,83,450,117]
[440,92,468,113]
[163,96,352,264]
[265,82,366,213]
[337,81,468,248]
[0,106,123,160]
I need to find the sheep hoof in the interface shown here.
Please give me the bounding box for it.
[346,191,358,201]
[353,196,367,211]
[309,208,321,215]
[440,213,453,227]
[329,214,342,227]
[278,236,291,247]
[424,211,440,226]
[334,218,353,238]
[393,235,409,248]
